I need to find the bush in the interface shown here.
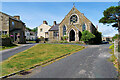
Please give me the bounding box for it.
[39,36,44,41]
[109,44,114,49]
[49,40,59,43]
[1,34,9,38]
[81,30,95,43]
[59,41,68,43]
[61,36,68,41]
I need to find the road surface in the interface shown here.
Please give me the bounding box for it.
[0,43,37,62]
[11,44,118,78]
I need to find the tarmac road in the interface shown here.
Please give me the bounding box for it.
[10,44,118,78]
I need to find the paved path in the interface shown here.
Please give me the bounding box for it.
[11,44,118,78]
[0,43,37,62]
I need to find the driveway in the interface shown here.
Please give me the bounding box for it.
[11,44,118,78]
[0,43,37,62]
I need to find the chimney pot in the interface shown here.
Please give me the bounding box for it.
[14,16,20,20]
[53,21,57,26]
[43,21,48,25]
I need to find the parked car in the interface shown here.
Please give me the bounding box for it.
[102,41,109,44]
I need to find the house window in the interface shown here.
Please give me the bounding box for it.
[2,31,7,35]
[1,16,3,21]
[27,33,29,36]
[12,21,15,27]
[53,31,58,37]
[63,25,66,36]
[82,23,86,31]
[70,15,78,24]
[40,28,43,32]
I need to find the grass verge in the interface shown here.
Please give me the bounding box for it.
[0,44,85,77]
[0,44,18,51]
[108,44,120,78]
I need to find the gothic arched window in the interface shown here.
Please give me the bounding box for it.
[70,15,78,24]
[82,24,86,31]
[63,25,66,36]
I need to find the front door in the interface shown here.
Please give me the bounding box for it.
[14,33,17,41]
[69,29,75,41]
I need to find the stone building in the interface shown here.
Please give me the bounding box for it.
[48,6,97,42]
[102,37,112,42]
[0,12,26,44]
[37,21,51,40]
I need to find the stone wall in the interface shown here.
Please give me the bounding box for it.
[0,12,10,34]
[0,38,11,46]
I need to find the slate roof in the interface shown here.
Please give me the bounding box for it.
[0,11,24,24]
[49,24,59,31]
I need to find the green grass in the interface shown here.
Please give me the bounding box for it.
[109,44,114,50]
[0,44,18,51]
[28,41,36,43]
[109,44,116,61]
[0,44,85,76]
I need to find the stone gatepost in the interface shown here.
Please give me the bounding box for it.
[114,40,119,59]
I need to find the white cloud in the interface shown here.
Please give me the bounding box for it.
[98,24,118,37]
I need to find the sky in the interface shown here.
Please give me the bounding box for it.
[1,2,119,37]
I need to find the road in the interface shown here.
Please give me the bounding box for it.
[11,44,118,78]
[0,43,37,62]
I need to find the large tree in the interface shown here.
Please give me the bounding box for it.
[99,6,120,36]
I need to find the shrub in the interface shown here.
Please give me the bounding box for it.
[81,30,95,43]
[39,36,44,41]
[109,44,114,49]
[59,40,68,43]
[1,34,9,38]
[61,36,68,41]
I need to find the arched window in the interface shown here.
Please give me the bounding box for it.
[63,25,66,36]
[82,23,86,31]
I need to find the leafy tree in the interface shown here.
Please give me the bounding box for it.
[99,6,120,36]
[25,27,37,32]
[112,34,120,41]
[32,27,38,32]
[26,27,32,31]
[93,32,102,44]
[81,30,95,43]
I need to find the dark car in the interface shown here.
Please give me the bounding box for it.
[102,41,109,44]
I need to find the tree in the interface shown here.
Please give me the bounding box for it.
[81,30,95,43]
[99,6,120,52]
[112,34,120,41]
[93,32,102,44]
[32,27,38,32]
[99,6,120,36]
[25,27,37,32]
[26,27,32,31]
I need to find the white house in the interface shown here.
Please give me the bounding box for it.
[25,29,30,40]
[25,28,37,41]
[37,21,51,39]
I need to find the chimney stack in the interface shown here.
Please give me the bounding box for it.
[53,21,57,26]
[14,16,20,20]
[43,21,48,25]
[82,13,84,16]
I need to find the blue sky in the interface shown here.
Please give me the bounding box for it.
[1,2,119,37]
